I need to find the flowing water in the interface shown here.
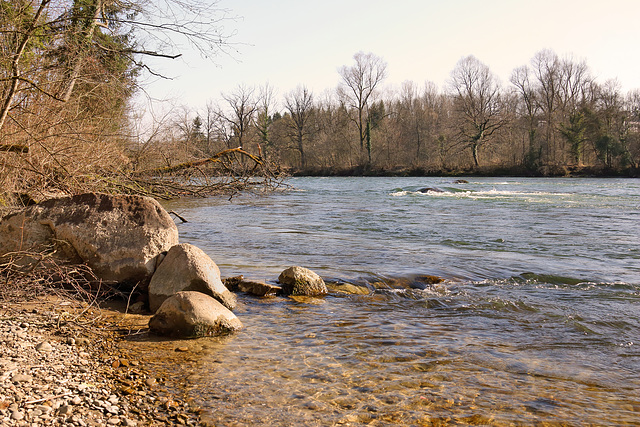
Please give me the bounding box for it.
[145,177,639,426]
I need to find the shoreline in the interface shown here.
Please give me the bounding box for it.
[286,164,640,178]
[0,292,205,426]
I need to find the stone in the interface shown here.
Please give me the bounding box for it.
[58,404,72,416]
[128,302,145,314]
[0,193,178,285]
[11,374,33,383]
[236,279,281,296]
[326,282,371,295]
[222,275,244,291]
[148,243,236,313]
[35,341,54,352]
[149,291,243,338]
[418,187,444,193]
[278,266,328,296]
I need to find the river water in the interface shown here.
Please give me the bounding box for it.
[150,177,639,426]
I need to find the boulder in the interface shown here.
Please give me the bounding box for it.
[0,193,178,285]
[278,266,327,296]
[148,243,237,313]
[149,291,243,338]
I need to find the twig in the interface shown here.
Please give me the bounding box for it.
[168,210,188,223]
[25,392,72,405]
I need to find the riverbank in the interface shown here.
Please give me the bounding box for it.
[0,290,205,426]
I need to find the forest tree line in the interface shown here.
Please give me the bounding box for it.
[2,1,639,209]
[170,50,640,176]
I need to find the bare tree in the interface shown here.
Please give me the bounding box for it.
[255,83,277,159]
[338,51,387,166]
[449,55,506,168]
[284,86,314,169]
[530,49,561,164]
[511,65,541,166]
[217,84,258,150]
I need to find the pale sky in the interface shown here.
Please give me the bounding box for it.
[140,0,640,109]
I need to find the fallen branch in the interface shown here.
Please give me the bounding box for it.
[133,147,262,176]
[168,210,188,223]
[0,144,29,153]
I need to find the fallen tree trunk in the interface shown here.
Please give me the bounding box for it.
[133,147,262,176]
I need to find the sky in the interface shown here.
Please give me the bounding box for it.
[140,0,640,110]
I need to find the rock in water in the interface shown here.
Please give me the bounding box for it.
[149,291,243,338]
[0,193,178,285]
[148,243,237,312]
[418,187,444,193]
[236,279,281,297]
[278,266,327,296]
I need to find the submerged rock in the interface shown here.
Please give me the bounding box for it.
[149,291,243,338]
[148,243,237,313]
[326,282,371,295]
[0,193,178,285]
[278,266,327,296]
[418,187,444,193]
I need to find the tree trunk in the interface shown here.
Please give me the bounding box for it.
[57,0,104,102]
[472,141,480,167]
[0,0,51,132]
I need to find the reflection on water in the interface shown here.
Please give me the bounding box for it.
[145,177,640,425]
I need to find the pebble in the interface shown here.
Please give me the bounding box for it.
[36,341,54,352]
[12,374,33,383]
[58,404,73,415]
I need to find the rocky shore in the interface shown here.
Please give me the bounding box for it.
[0,192,354,426]
[0,294,204,426]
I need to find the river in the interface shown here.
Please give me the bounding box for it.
[146,177,639,425]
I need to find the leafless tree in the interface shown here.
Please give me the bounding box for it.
[449,55,506,167]
[284,86,314,169]
[511,65,541,165]
[216,84,258,150]
[338,51,387,165]
[255,82,278,159]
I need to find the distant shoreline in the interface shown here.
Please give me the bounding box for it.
[288,165,640,178]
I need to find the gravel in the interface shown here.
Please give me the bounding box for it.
[0,297,205,426]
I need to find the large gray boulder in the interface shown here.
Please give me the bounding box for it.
[0,193,178,285]
[148,243,237,313]
[278,266,327,296]
[149,291,243,338]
